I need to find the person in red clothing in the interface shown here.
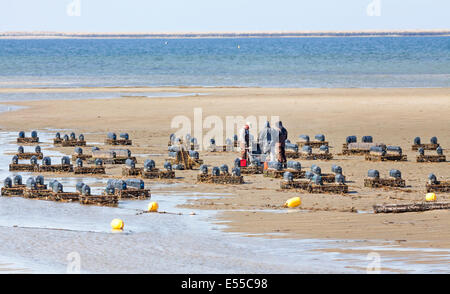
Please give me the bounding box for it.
[239,122,250,161]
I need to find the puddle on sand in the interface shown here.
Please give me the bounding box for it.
[0,105,25,113]
[0,255,32,273]
[0,91,206,102]
[0,130,449,273]
[326,244,450,274]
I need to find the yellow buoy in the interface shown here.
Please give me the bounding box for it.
[284,197,301,208]
[425,193,437,202]
[148,202,159,212]
[110,218,124,230]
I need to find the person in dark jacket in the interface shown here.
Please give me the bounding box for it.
[275,121,288,166]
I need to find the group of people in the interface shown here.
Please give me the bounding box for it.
[239,121,288,166]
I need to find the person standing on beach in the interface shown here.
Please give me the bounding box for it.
[239,122,251,161]
[258,121,276,162]
[275,121,288,166]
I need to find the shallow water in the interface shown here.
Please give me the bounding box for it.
[0,105,24,113]
[0,130,449,273]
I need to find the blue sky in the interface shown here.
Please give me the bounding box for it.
[0,0,449,32]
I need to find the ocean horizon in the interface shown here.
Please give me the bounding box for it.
[0,36,449,89]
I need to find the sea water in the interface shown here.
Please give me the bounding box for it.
[0,37,449,89]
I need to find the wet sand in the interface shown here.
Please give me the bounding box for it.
[0,86,449,267]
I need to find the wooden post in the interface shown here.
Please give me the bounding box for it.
[373,202,450,213]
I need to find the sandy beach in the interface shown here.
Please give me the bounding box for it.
[1,86,449,269]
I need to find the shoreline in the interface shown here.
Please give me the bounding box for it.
[1,86,450,92]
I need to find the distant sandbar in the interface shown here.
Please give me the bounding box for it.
[1,30,450,39]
